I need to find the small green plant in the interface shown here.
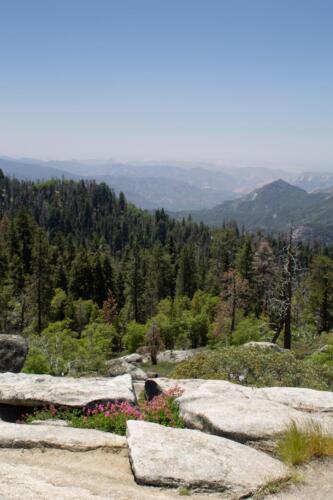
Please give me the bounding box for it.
[178,486,191,496]
[277,420,333,465]
[22,405,82,423]
[253,474,300,499]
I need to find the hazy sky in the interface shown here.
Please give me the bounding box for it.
[0,0,332,169]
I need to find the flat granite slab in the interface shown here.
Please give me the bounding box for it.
[0,372,136,407]
[147,378,333,443]
[127,420,290,497]
[0,420,126,451]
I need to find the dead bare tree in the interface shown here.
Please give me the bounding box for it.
[270,227,300,349]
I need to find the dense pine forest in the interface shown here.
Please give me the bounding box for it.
[0,169,332,381]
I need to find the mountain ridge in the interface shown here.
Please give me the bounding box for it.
[2,155,333,213]
[187,179,333,242]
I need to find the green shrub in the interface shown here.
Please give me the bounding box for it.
[78,321,115,372]
[23,349,51,374]
[309,341,333,368]
[123,321,146,353]
[231,316,274,346]
[23,320,115,376]
[172,347,332,390]
[277,420,333,465]
[23,321,79,376]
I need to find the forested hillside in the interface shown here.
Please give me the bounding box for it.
[0,170,332,379]
[190,179,333,242]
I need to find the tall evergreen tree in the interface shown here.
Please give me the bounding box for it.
[125,243,145,322]
[176,245,197,298]
[68,248,93,300]
[27,227,53,333]
[236,236,253,281]
[308,255,333,334]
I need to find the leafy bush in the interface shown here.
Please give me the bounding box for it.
[172,347,332,390]
[78,322,116,372]
[123,321,146,353]
[309,334,333,368]
[277,420,333,465]
[21,387,184,436]
[151,293,217,350]
[23,320,115,376]
[23,321,79,376]
[23,349,51,374]
[231,316,274,346]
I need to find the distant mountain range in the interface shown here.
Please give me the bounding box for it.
[1,156,333,214]
[189,179,333,242]
[0,157,79,181]
[0,158,231,210]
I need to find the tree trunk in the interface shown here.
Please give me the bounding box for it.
[283,231,293,349]
[230,275,236,333]
[320,285,328,335]
[271,316,284,344]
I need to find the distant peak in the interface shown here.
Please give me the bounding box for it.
[258,179,305,192]
[266,179,293,188]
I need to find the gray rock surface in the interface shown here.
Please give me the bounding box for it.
[30,419,69,427]
[133,382,145,399]
[0,334,28,373]
[150,378,333,442]
[146,377,249,399]
[0,448,218,500]
[256,386,333,413]
[243,341,284,352]
[106,359,147,380]
[127,421,289,496]
[178,394,320,443]
[0,421,126,451]
[121,353,143,363]
[0,372,136,407]
[143,349,198,364]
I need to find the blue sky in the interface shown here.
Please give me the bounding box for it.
[0,0,332,169]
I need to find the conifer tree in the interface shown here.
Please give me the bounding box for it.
[27,228,53,334]
[68,248,93,299]
[308,255,333,334]
[125,243,145,322]
[176,245,197,298]
[236,236,253,281]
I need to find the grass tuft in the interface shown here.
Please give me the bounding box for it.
[277,420,333,465]
[178,486,191,496]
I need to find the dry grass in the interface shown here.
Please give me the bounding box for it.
[277,420,333,465]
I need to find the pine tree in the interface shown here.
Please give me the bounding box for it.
[252,240,276,316]
[308,255,333,334]
[236,236,253,281]
[283,229,293,349]
[91,252,114,306]
[176,245,197,298]
[125,243,145,322]
[27,228,53,334]
[68,247,93,300]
